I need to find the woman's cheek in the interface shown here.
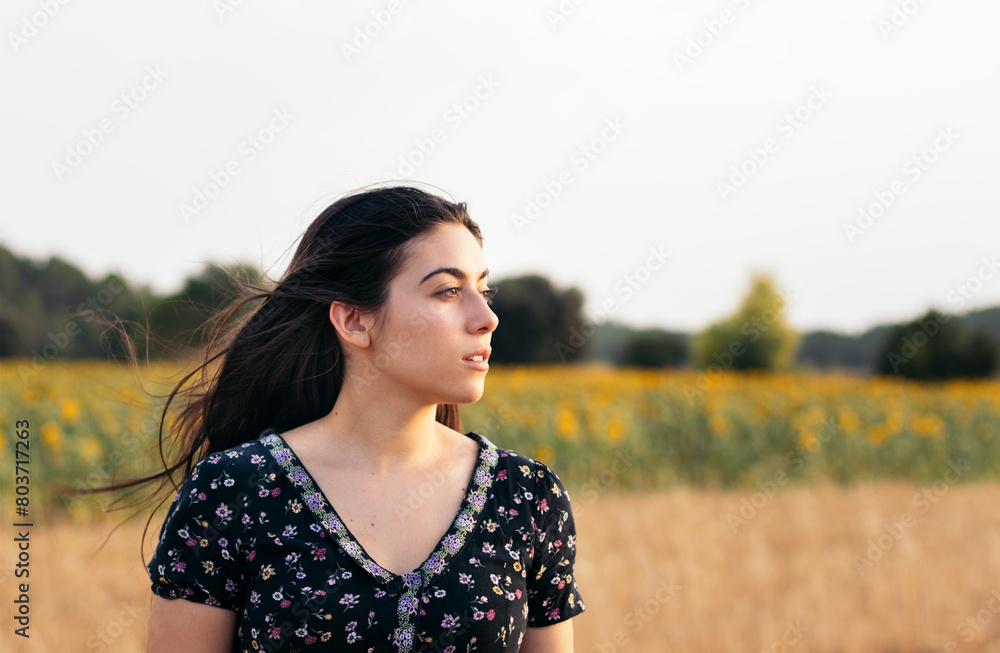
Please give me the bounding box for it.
[405,304,434,332]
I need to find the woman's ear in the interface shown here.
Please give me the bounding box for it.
[329,300,374,349]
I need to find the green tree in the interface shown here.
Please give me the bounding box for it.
[488,274,588,364]
[147,262,261,357]
[876,309,998,380]
[691,272,800,371]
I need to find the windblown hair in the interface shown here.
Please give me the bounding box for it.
[73,183,482,539]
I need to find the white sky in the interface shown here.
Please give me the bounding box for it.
[2,0,998,335]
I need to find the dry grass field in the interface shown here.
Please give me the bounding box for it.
[3,481,999,653]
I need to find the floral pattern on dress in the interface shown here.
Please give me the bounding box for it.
[147,427,585,652]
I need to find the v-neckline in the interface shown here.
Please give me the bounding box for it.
[258,427,499,585]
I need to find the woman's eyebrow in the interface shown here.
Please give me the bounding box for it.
[419,267,489,285]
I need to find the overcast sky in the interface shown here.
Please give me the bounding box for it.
[2,0,998,335]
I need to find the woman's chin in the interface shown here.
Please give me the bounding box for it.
[445,383,487,406]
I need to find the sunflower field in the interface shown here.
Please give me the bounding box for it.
[2,359,998,517]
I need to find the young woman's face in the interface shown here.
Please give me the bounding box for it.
[364,222,499,406]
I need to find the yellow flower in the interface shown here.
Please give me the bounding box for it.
[709,413,729,436]
[607,418,625,442]
[885,410,904,435]
[798,428,819,451]
[838,409,860,433]
[261,565,275,580]
[555,401,578,440]
[867,424,888,446]
[59,398,82,423]
[493,586,503,595]
[40,421,62,451]
[911,413,944,438]
[78,435,102,461]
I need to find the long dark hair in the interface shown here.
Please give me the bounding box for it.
[73,183,483,536]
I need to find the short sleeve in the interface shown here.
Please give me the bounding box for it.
[526,461,586,626]
[146,452,249,611]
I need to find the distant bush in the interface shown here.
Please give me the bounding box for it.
[617,328,688,368]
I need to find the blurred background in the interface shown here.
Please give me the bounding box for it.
[2,1,999,651]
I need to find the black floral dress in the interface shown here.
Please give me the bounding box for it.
[147,427,586,652]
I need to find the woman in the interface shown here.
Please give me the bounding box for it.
[140,184,586,651]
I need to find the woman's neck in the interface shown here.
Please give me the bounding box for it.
[312,380,447,475]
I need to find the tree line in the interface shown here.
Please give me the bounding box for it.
[1,245,997,381]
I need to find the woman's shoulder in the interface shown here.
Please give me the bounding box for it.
[199,431,271,464]
[183,428,277,484]
[476,434,544,468]
[473,433,570,494]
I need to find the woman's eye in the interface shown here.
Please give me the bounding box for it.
[439,286,498,305]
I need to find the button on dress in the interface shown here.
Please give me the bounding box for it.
[147,428,586,652]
